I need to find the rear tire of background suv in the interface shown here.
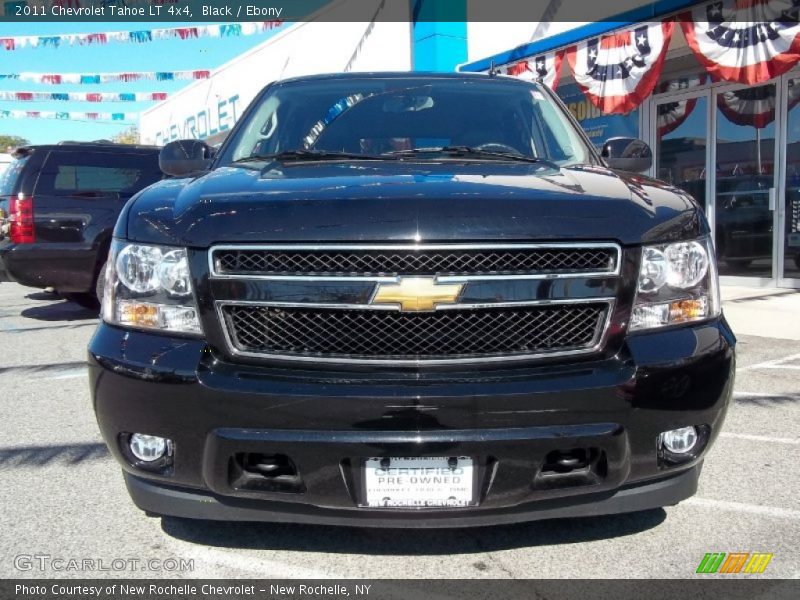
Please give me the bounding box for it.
[65,292,100,310]
[64,260,107,311]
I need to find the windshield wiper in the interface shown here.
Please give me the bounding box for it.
[383,146,558,166]
[231,150,384,164]
[231,147,561,167]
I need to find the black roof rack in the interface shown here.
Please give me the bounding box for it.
[57,139,115,145]
[51,140,160,150]
[11,146,34,158]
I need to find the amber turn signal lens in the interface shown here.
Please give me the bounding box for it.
[669,298,707,322]
[118,302,160,327]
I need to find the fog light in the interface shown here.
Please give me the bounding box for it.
[659,426,698,454]
[129,433,169,462]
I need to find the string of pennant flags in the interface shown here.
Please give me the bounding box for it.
[0,70,200,119]
[0,91,168,102]
[0,21,283,51]
[0,11,280,122]
[0,69,210,84]
[0,109,137,122]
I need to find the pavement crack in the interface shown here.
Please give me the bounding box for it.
[0,442,108,467]
[0,322,97,334]
[0,361,87,379]
[464,530,516,577]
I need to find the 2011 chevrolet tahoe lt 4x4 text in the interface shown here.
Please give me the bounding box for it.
[89,73,735,527]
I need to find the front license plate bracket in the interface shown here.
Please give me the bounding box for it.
[360,456,477,508]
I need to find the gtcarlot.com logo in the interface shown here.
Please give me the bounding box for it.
[14,554,194,573]
[696,552,773,574]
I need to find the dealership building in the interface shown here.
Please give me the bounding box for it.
[140,0,800,289]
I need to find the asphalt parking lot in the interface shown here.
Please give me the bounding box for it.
[0,281,798,580]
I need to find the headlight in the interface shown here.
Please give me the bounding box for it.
[630,236,720,331]
[102,242,202,335]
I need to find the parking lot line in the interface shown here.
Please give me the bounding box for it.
[44,369,87,380]
[685,497,800,519]
[738,353,800,371]
[163,539,346,579]
[718,432,800,445]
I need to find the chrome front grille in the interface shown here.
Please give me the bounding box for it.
[209,243,620,365]
[221,303,609,362]
[211,244,619,278]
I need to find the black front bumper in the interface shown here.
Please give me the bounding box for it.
[88,318,735,527]
[125,464,701,528]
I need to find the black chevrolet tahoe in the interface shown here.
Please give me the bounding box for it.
[89,73,735,527]
[0,142,162,308]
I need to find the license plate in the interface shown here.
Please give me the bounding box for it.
[363,456,474,508]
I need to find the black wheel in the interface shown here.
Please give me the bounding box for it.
[65,292,100,310]
[64,259,107,310]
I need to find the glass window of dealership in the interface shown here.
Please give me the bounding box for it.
[643,35,800,288]
[589,29,798,288]
[567,35,800,288]
[462,7,800,289]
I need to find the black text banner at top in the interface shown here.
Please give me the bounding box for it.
[0,0,685,24]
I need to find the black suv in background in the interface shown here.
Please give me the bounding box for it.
[0,142,162,308]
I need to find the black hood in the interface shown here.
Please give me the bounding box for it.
[120,161,706,247]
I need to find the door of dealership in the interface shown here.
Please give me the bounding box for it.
[648,69,800,289]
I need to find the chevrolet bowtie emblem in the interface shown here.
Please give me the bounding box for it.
[371,277,464,312]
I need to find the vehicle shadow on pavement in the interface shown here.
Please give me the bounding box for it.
[160,509,666,554]
[25,291,60,301]
[20,301,99,322]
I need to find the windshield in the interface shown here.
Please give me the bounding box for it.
[221,77,595,166]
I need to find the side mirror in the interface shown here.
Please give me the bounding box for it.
[159,139,215,177]
[601,137,652,173]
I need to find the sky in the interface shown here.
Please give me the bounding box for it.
[0,21,283,144]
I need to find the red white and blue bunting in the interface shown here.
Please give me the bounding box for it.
[717,85,778,128]
[656,74,707,136]
[498,51,564,89]
[681,0,800,85]
[566,20,674,114]
[656,73,800,132]
[0,70,210,84]
[0,21,282,52]
[658,96,699,136]
[0,91,168,102]
[0,109,137,122]
[716,78,800,128]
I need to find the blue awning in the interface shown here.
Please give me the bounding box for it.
[459,0,700,72]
